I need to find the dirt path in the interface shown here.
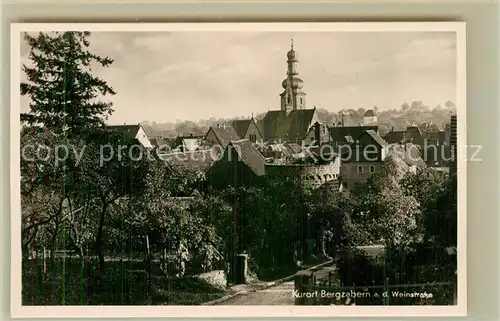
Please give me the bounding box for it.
[217,265,336,305]
[217,281,296,305]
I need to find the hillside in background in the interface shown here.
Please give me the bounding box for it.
[141,101,456,138]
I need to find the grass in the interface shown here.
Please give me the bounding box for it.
[22,257,227,305]
[256,255,330,282]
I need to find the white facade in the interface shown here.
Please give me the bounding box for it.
[135,126,153,148]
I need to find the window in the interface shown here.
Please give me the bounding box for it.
[369,165,375,173]
[287,96,291,104]
[300,97,303,104]
[249,134,257,143]
[357,165,363,174]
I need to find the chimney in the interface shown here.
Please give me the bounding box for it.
[341,114,345,127]
[391,126,394,132]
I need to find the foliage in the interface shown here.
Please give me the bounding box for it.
[21,32,116,137]
[20,32,457,305]
[351,158,424,250]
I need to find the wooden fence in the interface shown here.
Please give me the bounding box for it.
[294,270,456,306]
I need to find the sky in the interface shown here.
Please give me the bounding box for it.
[20,31,457,124]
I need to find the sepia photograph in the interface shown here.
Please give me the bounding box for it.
[10,22,466,317]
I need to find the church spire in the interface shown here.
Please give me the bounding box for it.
[280,40,306,113]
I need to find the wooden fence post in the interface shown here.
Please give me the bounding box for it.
[42,247,47,279]
[145,235,152,301]
[384,277,389,305]
[294,270,315,305]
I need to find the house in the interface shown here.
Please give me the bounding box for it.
[339,130,389,189]
[173,134,203,152]
[383,129,407,144]
[149,136,175,154]
[107,123,153,148]
[383,124,425,148]
[205,124,241,149]
[418,121,441,134]
[232,118,263,143]
[206,139,267,187]
[328,125,378,150]
[363,109,378,125]
[303,121,331,147]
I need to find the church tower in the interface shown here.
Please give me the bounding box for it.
[280,39,306,114]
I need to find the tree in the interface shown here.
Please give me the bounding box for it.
[78,130,150,279]
[353,157,424,250]
[21,32,116,137]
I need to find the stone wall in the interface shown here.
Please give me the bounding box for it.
[266,158,340,188]
[196,270,227,289]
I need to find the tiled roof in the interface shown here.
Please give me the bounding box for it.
[387,143,426,167]
[260,110,289,141]
[149,137,167,147]
[286,109,317,140]
[228,139,267,176]
[232,119,252,138]
[364,109,376,117]
[160,149,218,175]
[107,124,141,139]
[384,130,406,144]
[285,142,303,154]
[258,108,317,141]
[405,126,425,146]
[328,125,378,144]
[209,126,241,147]
[425,130,446,142]
[364,130,388,147]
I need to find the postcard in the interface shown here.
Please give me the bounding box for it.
[10,22,467,318]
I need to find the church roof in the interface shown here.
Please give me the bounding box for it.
[208,125,241,148]
[260,110,289,141]
[286,109,317,140]
[259,108,317,142]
